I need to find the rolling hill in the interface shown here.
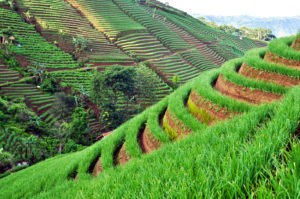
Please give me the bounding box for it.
[0,32,299,198]
[195,15,300,37]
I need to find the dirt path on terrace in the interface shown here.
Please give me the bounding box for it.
[215,74,282,104]
[138,126,162,154]
[188,89,237,125]
[264,51,300,70]
[239,63,300,87]
[114,144,131,166]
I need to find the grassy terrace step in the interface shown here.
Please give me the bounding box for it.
[264,36,300,70]
[16,0,132,62]
[0,36,299,198]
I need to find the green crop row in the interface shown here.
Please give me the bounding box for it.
[221,58,287,95]
[268,36,300,61]
[245,48,300,78]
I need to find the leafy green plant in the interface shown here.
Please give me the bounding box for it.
[41,77,59,93]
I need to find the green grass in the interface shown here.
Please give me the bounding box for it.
[221,58,288,95]
[268,36,300,62]
[245,48,300,78]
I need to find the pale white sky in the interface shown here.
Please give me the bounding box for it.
[166,0,300,17]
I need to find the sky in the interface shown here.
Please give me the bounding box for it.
[166,0,300,17]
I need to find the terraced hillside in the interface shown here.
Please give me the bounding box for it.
[13,0,265,78]
[0,35,298,198]
[0,0,266,133]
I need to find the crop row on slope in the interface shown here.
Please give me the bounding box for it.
[64,0,146,40]
[115,32,172,60]
[15,0,132,62]
[112,0,192,51]
[146,7,226,66]
[0,64,58,124]
[0,8,77,69]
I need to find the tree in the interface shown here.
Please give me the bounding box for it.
[134,65,158,110]
[91,65,136,107]
[28,64,46,84]
[72,34,87,59]
[172,75,180,89]
[0,27,15,57]
[0,149,13,173]
[69,107,90,145]
[51,92,76,122]
[90,65,136,128]
[51,122,71,154]
[41,77,59,93]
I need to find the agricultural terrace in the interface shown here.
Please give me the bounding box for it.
[9,0,266,94]
[0,65,57,124]
[0,8,77,69]
[15,0,133,63]
[66,0,146,40]
[0,35,298,198]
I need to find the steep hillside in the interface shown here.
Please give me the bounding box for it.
[0,0,265,132]
[0,34,299,198]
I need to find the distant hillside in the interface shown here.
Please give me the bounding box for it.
[193,15,300,37]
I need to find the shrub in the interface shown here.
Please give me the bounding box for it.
[12,164,28,172]
[41,77,59,93]
[51,92,76,122]
[70,107,89,145]
[0,151,13,173]
[0,170,11,179]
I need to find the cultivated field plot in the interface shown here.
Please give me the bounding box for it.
[15,0,132,62]
[148,54,201,84]
[66,0,146,40]
[0,8,77,69]
[115,32,172,60]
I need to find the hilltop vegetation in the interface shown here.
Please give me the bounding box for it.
[0,32,299,198]
[198,17,276,41]
[196,15,300,37]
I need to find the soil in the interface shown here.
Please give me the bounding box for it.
[92,158,102,177]
[214,74,282,104]
[138,126,161,153]
[239,63,300,87]
[264,51,300,70]
[13,54,31,69]
[188,89,236,125]
[291,38,300,51]
[114,143,131,166]
[74,173,79,180]
[164,109,192,139]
